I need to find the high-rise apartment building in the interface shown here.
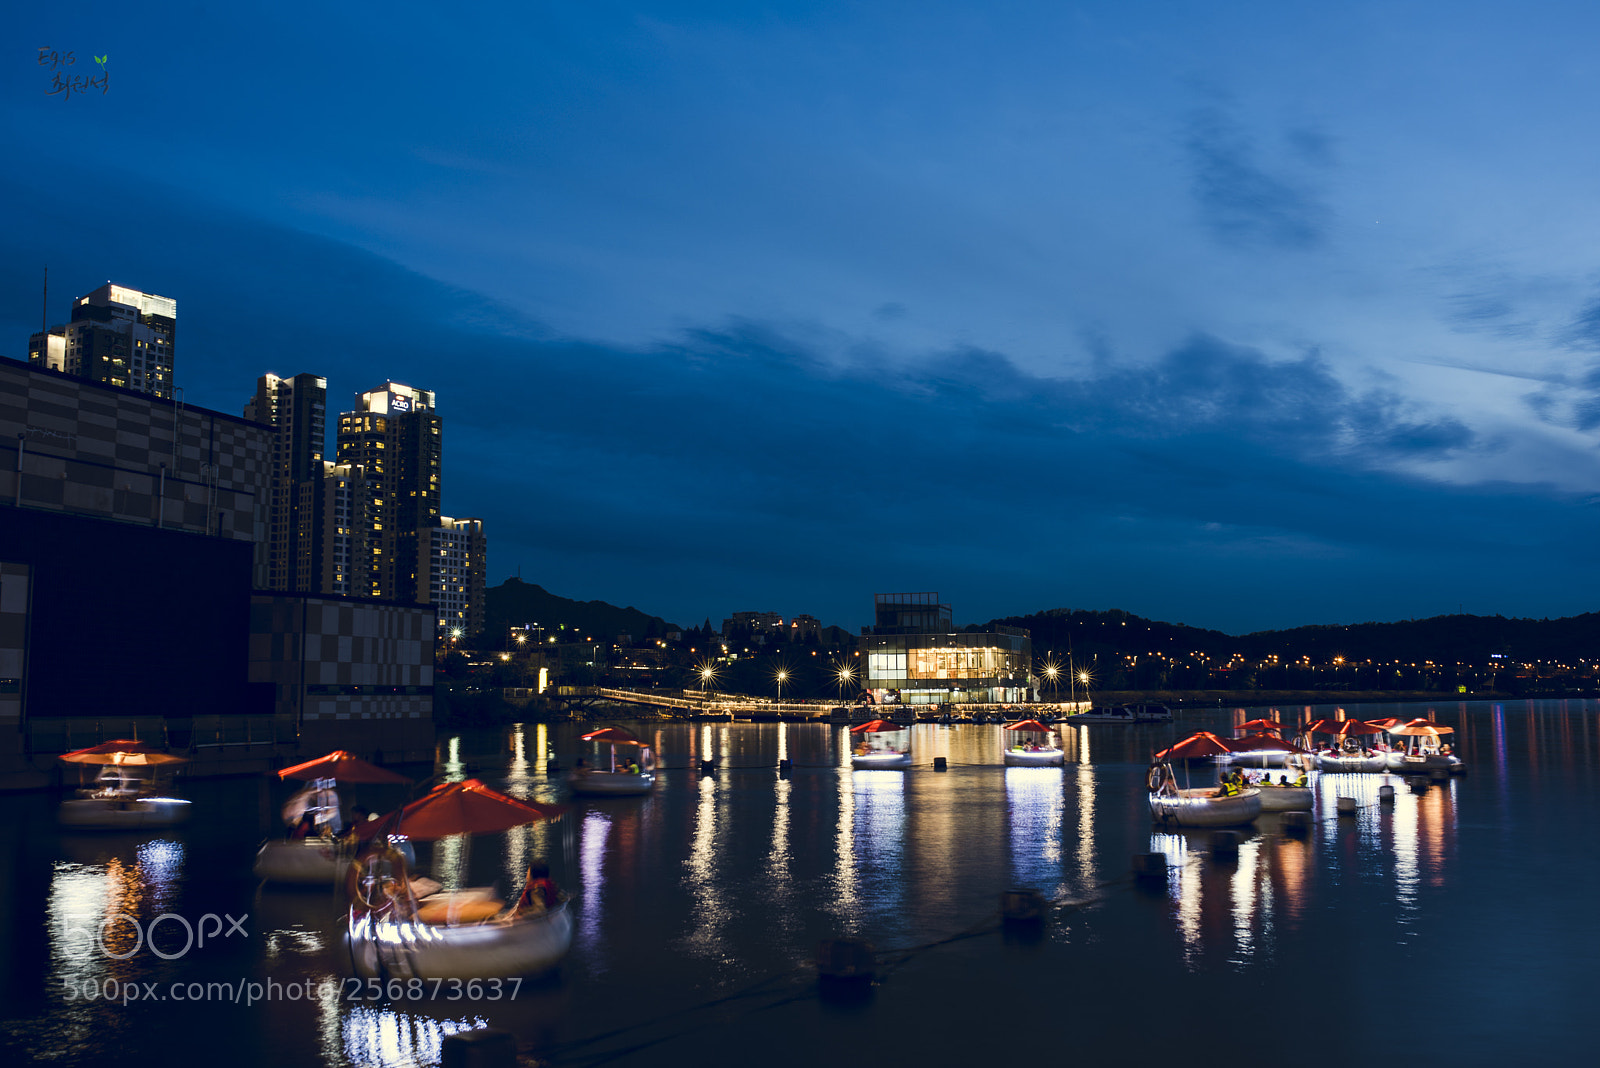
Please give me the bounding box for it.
[336,383,441,605]
[29,283,177,398]
[430,517,486,639]
[296,462,375,597]
[245,373,327,591]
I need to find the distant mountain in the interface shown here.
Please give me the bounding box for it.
[482,578,680,645]
[985,606,1600,664]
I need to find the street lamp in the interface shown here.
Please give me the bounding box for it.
[836,662,856,703]
[1040,659,1061,700]
[698,662,718,695]
[774,667,789,702]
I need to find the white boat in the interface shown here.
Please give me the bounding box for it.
[1315,751,1389,773]
[1003,748,1064,767]
[254,838,353,884]
[1134,704,1173,722]
[1061,707,1139,724]
[1387,752,1464,774]
[569,726,657,796]
[850,719,911,770]
[1256,784,1313,812]
[58,794,192,829]
[1227,750,1288,769]
[568,768,657,795]
[347,901,573,980]
[1149,786,1262,827]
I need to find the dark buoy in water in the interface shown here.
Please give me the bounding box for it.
[1410,777,1429,793]
[1212,830,1240,859]
[698,759,715,777]
[1282,811,1311,836]
[778,758,792,777]
[1429,768,1449,784]
[1132,852,1168,886]
[441,1028,516,1068]
[1001,888,1047,924]
[816,938,875,982]
[933,756,948,771]
[545,758,560,774]
[1336,796,1358,816]
[1378,784,1396,804]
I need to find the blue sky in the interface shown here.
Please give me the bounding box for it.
[6,1,1600,633]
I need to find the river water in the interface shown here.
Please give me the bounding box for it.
[1,699,1594,1067]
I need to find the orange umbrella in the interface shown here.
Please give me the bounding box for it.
[1002,720,1054,733]
[850,720,906,733]
[1366,717,1405,730]
[380,779,566,841]
[59,740,187,766]
[580,727,646,746]
[1388,718,1455,737]
[1306,718,1384,737]
[1153,731,1234,760]
[277,750,410,784]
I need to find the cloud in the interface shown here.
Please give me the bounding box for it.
[1184,107,1331,251]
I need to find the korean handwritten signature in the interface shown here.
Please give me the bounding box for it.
[38,49,109,99]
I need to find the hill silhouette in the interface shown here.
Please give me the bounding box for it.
[482,578,679,646]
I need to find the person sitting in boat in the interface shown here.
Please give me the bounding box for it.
[1292,770,1308,788]
[626,759,640,775]
[514,863,559,915]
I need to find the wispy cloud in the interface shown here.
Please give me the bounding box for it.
[1183,107,1331,251]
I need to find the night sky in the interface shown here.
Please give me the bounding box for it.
[6,2,1600,634]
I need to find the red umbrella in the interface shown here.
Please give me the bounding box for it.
[1305,718,1383,736]
[1153,731,1235,760]
[1388,718,1455,737]
[1002,720,1054,733]
[377,779,566,841]
[850,720,906,733]
[580,727,645,746]
[1366,717,1405,730]
[59,740,187,766]
[1228,734,1310,754]
[277,750,410,784]
[1235,718,1286,734]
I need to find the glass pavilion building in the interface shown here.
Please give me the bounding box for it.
[859,593,1033,706]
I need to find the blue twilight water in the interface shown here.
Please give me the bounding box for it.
[1,699,1595,1068]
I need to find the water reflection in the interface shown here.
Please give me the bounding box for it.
[340,1005,489,1068]
[1005,767,1063,894]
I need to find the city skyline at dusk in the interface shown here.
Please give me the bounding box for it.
[7,3,1600,633]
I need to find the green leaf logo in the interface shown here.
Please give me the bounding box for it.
[95,55,107,66]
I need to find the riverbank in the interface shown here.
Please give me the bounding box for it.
[1083,688,1539,708]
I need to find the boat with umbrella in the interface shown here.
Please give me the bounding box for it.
[1385,719,1463,774]
[567,726,657,796]
[1227,735,1315,811]
[1147,732,1262,827]
[1001,719,1064,766]
[1306,718,1389,772]
[346,779,572,981]
[850,719,911,769]
[1226,718,1290,768]
[254,751,411,885]
[57,741,191,829]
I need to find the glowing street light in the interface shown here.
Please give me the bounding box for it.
[698,662,719,696]
[835,661,856,703]
[1040,658,1062,699]
[774,667,790,702]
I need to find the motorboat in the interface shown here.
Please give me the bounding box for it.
[1148,765,1263,827]
[1384,718,1465,774]
[1061,706,1139,724]
[256,751,412,885]
[1254,778,1313,812]
[1135,704,1173,722]
[1148,736,1263,827]
[1305,717,1390,773]
[57,742,191,830]
[345,779,572,980]
[1001,718,1064,766]
[567,726,657,796]
[850,719,911,769]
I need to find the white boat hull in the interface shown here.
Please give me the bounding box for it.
[346,903,573,980]
[1149,787,1262,827]
[851,751,911,770]
[1316,753,1389,773]
[1388,753,1463,774]
[1257,785,1313,812]
[1003,749,1064,767]
[58,797,192,830]
[566,770,656,796]
[1060,712,1137,724]
[254,839,351,884]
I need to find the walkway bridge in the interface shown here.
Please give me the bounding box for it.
[554,687,1085,723]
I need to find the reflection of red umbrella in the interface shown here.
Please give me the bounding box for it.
[1153,731,1234,760]
[59,740,188,766]
[1002,720,1053,733]
[581,727,644,745]
[379,779,566,841]
[850,720,905,733]
[277,750,410,783]
[1236,718,1286,734]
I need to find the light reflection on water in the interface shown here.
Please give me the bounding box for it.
[6,700,1596,1066]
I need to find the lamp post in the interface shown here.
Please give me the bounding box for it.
[775,668,789,702]
[836,662,856,704]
